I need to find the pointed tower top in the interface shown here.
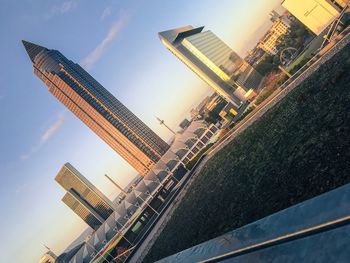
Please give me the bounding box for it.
[22,40,47,62]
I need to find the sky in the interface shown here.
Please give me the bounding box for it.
[0,0,281,261]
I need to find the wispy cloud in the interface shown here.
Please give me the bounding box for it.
[81,13,129,70]
[46,0,78,19]
[61,1,78,13]
[101,7,112,20]
[20,112,66,160]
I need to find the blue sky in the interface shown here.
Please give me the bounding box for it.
[0,0,281,261]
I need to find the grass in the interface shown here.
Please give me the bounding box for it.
[143,44,350,262]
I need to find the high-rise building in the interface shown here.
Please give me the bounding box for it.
[55,163,115,230]
[23,41,169,176]
[159,26,249,110]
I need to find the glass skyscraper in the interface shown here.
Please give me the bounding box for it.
[159,26,248,110]
[55,163,115,230]
[23,41,169,176]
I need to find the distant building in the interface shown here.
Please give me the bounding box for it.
[205,95,225,111]
[219,102,238,123]
[179,118,191,129]
[270,10,281,22]
[258,14,291,55]
[23,41,169,176]
[282,0,343,35]
[38,250,57,263]
[245,47,266,65]
[190,108,201,120]
[159,26,248,109]
[190,95,213,120]
[55,163,115,230]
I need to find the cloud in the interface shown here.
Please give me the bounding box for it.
[41,114,66,142]
[61,1,78,13]
[101,7,112,20]
[46,0,78,19]
[20,112,66,160]
[81,13,129,70]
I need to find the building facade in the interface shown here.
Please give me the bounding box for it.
[23,41,169,176]
[282,0,342,35]
[55,163,115,230]
[159,26,248,110]
[258,15,291,55]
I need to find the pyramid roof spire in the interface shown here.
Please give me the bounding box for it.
[22,40,47,62]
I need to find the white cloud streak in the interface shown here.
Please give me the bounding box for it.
[61,1,78,13]
[20,113,66,160]
[81,14,129,70]
[45,0,78,19]
[101,7,112,20]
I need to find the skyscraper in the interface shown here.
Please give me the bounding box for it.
[55,163,114,230]
[159,26,248,110]
[23,41,169,176]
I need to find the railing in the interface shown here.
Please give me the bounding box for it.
[155,183,350,263]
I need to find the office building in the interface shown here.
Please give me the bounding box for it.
[23,41,169,176]
[282,0,342,35]
[55,163,115,230]
[258,14,291,55]
[159,26,249,110]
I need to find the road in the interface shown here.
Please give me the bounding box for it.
[126,29,350,263]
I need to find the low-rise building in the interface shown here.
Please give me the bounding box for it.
[179,118,191,129]
[258,14,291,55]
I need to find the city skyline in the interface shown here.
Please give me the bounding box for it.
[0,1,282,262]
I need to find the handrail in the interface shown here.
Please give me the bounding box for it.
[200,215,350,262]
